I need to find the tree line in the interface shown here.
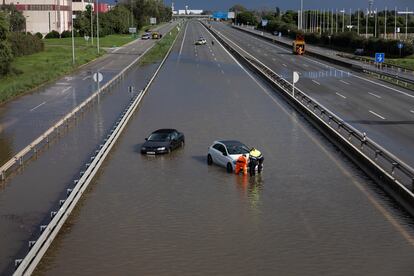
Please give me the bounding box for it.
[0,0,172,77]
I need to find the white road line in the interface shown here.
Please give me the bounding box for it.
[56,82,70,85]
[61,86,71,94]
[303,64,309,67]
[217,63,221,67]
[29,102,46,112]
[212,52,215,56]
[264,53,268,56]
[272,58,276,61]
[336,92,347,99]
[179,23,188,56]
[369,110,386,120]
[82,76,91,81]
[214,57,217,61]
[312,80,320,85]
[410,110,414,114]
[340,80,350,85]
[301,54,414,99]
[368,92,382,99]
[282,63,287,67]
[221,69,225,74]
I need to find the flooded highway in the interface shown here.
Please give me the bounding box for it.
[36,21,414,275]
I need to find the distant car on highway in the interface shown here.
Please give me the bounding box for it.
[207,140,250,173]
[141,129,185,155]
[195,37,207,45]
[141,33,151,40]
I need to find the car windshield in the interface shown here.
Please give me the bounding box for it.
[225,143,249,155]
[148,133,170,141]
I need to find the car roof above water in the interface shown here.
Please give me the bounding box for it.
[153,129,178,134]
[217,140,244,146]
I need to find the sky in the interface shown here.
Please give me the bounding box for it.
[168,0,414,11]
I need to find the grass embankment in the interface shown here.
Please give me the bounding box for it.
[139,26,179,65]
[386,55,414,71]
[0,24,162,104]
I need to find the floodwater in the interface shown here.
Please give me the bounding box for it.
[36,21,414,275]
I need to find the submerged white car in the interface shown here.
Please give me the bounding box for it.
[207,140,250,173]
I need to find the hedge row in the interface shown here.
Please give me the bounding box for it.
[8,32,44,57]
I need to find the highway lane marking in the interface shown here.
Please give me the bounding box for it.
[301,55,414,99]
[82,76,91,80]
[179,22,188,56]
[282,63,287,67]
[410,110,414,114]
[221,69,225,74]
[339,80,350,85]
[61,86,72,94]
[312,80,321,85]
[264,53,268,56]
[29,101,46,112]
[272,58,276,61]
[214,57,217,61]
[56,82,70,85]
[217,63,221,67]
[336,92,347,99]
[368,92,382,99]
[369,110,386,120]
[212,52,215,56]
[303,63,309,67]
[218,26,414,245]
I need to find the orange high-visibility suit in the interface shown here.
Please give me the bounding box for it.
[235,155,248,175]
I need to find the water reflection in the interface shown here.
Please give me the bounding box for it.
[235,174,264,210]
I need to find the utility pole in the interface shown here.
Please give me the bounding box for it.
[394,6,397,39]
[300,0,303,30]
[384,7,387,39]
[97,0,100,53]
[357,9,360,35]
[342,9,345,32]
[336,9,338,33]
[349,8,352,31]
[90,0,93,45]
[366,9,368,38]
[375,8,377,37]
[406,7,408,40]
[71,11,75,64]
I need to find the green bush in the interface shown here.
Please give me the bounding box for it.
[60,30,72,38]
[45,30,60,39]
[8,32,44,57]
[34,32,43,39]
[0,12,13,75]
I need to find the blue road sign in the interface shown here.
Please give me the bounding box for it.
[397,42,404,49]
[212,12,228,19]
[375,53,385,63]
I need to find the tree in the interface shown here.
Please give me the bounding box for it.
[236,11,258,25]
[0,12,13,76]
[1,4,25,32]
[229,4,246,13]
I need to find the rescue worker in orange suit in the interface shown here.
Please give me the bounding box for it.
[235,154,248,175]
[249,148,264,176]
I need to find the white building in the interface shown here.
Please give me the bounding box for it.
[72,0,93,12]
[177,9,203,15]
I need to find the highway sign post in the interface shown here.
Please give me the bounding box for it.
[293,71,299,98]
[375,53,385,69]
[397,42,404,57]
[93,72,103,98]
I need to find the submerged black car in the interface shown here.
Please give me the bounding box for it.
[141,129,185,154]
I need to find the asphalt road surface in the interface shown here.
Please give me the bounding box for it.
[235,25,414,82]
[0,57,161,274]
[212,22,414,169]
[36,21,414,276]
[0,23,176,166]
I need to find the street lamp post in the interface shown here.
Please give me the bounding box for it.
[90,0,93,45]
[341,9,345,32]
[394,6,397,39]
[72,13,75,64]
[97,0,100,53]
[357,9,360,35]
[384,7,387,39]
[365,9,368,38]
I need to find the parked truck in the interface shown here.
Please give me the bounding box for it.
[292,34,305,55]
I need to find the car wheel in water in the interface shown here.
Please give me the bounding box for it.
[207,154,213,165]
[226,163,233,173]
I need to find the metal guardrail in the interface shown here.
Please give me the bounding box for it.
[0,24,177,182]
[204,23,414,197]
[232,25,414,89]
[13,26,181,276]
